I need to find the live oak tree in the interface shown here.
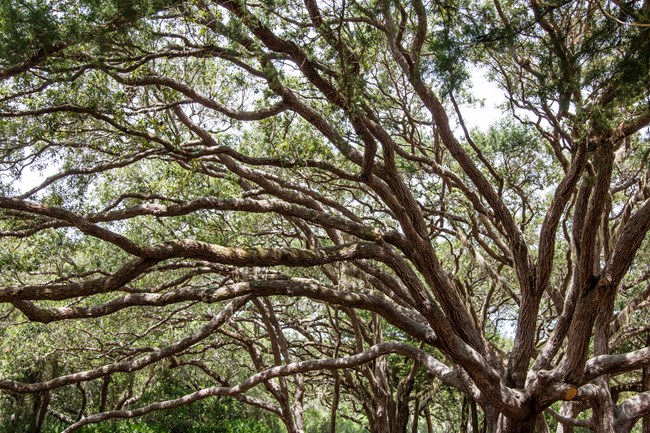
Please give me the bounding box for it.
[1,0,650,432]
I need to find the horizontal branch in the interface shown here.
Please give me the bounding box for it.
[6,196,406,251]
[0,297,249,393]
[0,256,155,302]
[583,347,650,383]
[9,277,438,349]
[0,241,383,302]
[61,341,459,432]
[158,238,383,266]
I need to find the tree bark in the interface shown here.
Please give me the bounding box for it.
[329,372,340,433]
[641,332,650,433]
[424,404,434,433]
[471,400,480,433]
[497,414,538,433]
[555,402,579,433]
[411,397,420,433]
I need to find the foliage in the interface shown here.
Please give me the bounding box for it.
[1,0,650,433]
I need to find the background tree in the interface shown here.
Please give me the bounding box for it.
[1,0,650,432]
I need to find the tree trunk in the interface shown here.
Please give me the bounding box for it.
[411,397,420,433]
[482,406,499,433]
[424,404,434,433]
[329,372,340,433]
[535,414,550,433]
[99,375,111,413]
[641,332,650,433]
[462,396,470,432]
[394,398,411,433]
[33,390,50,433]
[282,414,304,433]
[471,400,480,433]
[497,415,538,433]
[374,393,391,433]
[393,360,416,433]
[555,402,579,433]
[591,380,616,433]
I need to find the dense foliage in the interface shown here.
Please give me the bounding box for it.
[1,0,649,432]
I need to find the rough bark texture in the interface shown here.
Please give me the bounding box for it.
[0,0,649,431]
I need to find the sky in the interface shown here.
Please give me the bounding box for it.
[462,68,506,131]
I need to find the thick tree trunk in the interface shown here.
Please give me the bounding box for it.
[375,394,391,433]
[482,406,500,433]
[592,380,616,433]
[536,414,550,433]
[373,407,390,433]
[394,398,411,433]
[497,414,538,433]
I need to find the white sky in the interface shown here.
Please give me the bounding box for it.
[461,68,506,131]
